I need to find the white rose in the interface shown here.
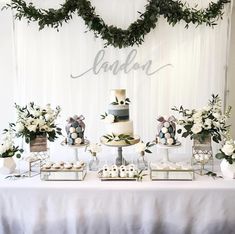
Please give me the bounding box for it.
[44,114,52,121]
[104,114,115,124]
[221,143,234,156]
[31,110,40,117]
[34,119,46,127]
[232,154,235,159]
[203,106,211,112]
[213,112,221,119]
[193,112,202,119]
[186,110,192,115]
[191,124,202,134]
[204,119,212,129]
[16,122,25,132]
[135,142,146,153]
[194,117,203,125]
[27,124,37,132]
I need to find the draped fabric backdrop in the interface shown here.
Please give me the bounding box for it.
[0,0,233,162]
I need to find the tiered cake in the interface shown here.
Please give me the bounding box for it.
[101,89,139,145]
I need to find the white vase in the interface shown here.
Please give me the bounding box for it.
[0,157,16,174]
[220,159,235,179]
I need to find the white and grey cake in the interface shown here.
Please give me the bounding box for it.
[101,89,139,145]
[106,89,133,136]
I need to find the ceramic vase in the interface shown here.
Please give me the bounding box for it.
[0,157,16,174]
[220,159,235,179]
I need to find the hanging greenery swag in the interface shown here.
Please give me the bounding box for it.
[3,0,230,48]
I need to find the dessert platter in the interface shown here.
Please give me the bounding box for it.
[40,160,87,181]
[98,164,140,181]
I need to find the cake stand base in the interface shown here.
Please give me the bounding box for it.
[116,147,128,166]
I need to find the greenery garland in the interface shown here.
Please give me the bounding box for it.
[4,0,230,48]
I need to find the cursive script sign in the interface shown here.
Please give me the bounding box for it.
[71,49,172,78]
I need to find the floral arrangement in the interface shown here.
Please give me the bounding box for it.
[216,140,235,164]
[87,143,102,156]
[14,103,62,143]
[0,127,23,158]
[172,94,231,143]
[135,141,156,154]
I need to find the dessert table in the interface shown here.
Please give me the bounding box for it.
[0,172,235,234]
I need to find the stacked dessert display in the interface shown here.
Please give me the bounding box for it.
[62,115,89,161]
[101,89,140,166]
[156,116,178,146]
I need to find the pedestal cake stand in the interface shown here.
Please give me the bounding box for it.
[100,136,140,166]
[61,139,90,161]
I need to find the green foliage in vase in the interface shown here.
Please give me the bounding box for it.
[3,0,230,48]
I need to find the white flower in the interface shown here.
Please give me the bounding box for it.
[31,110,41,117]
[204,119,212,129]
[213,112,221,119]
[203,105,211,112]
[232,154,235,159]
[34,119,46,127]
[194,117,203,125]
[16,122,25,132]
[88,143,102,153]
[193,112,202,119]
[191,124,202,134]
[221,143,234,156]
[27,124,37,132]
[104,114,115,124]
[186,110,192,115]
[44,114,52,121]
[135,142,146,153]
[213,121,221,128]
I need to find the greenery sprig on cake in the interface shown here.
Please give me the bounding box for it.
[172,94,231,143]
[3,0,230,48]
[102,133,134,145]
[14,102,62,143]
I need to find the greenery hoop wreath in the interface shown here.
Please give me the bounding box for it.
[4,0,230,48]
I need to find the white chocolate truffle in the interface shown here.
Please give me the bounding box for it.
[75,138,82,145]
[167,138,174,145]
[163,122,170,128]
[69,127,76,133]
[71,133,78,139]
[161,127,168,134]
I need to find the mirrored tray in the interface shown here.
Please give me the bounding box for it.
[40,164,87,181]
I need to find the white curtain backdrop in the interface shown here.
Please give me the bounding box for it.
[0,0,233,162]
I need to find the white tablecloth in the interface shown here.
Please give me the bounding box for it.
[0,173,235,234]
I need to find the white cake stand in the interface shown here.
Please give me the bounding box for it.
[156,142,181,163]
[61,139,90,161]
[100,136,140,166]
